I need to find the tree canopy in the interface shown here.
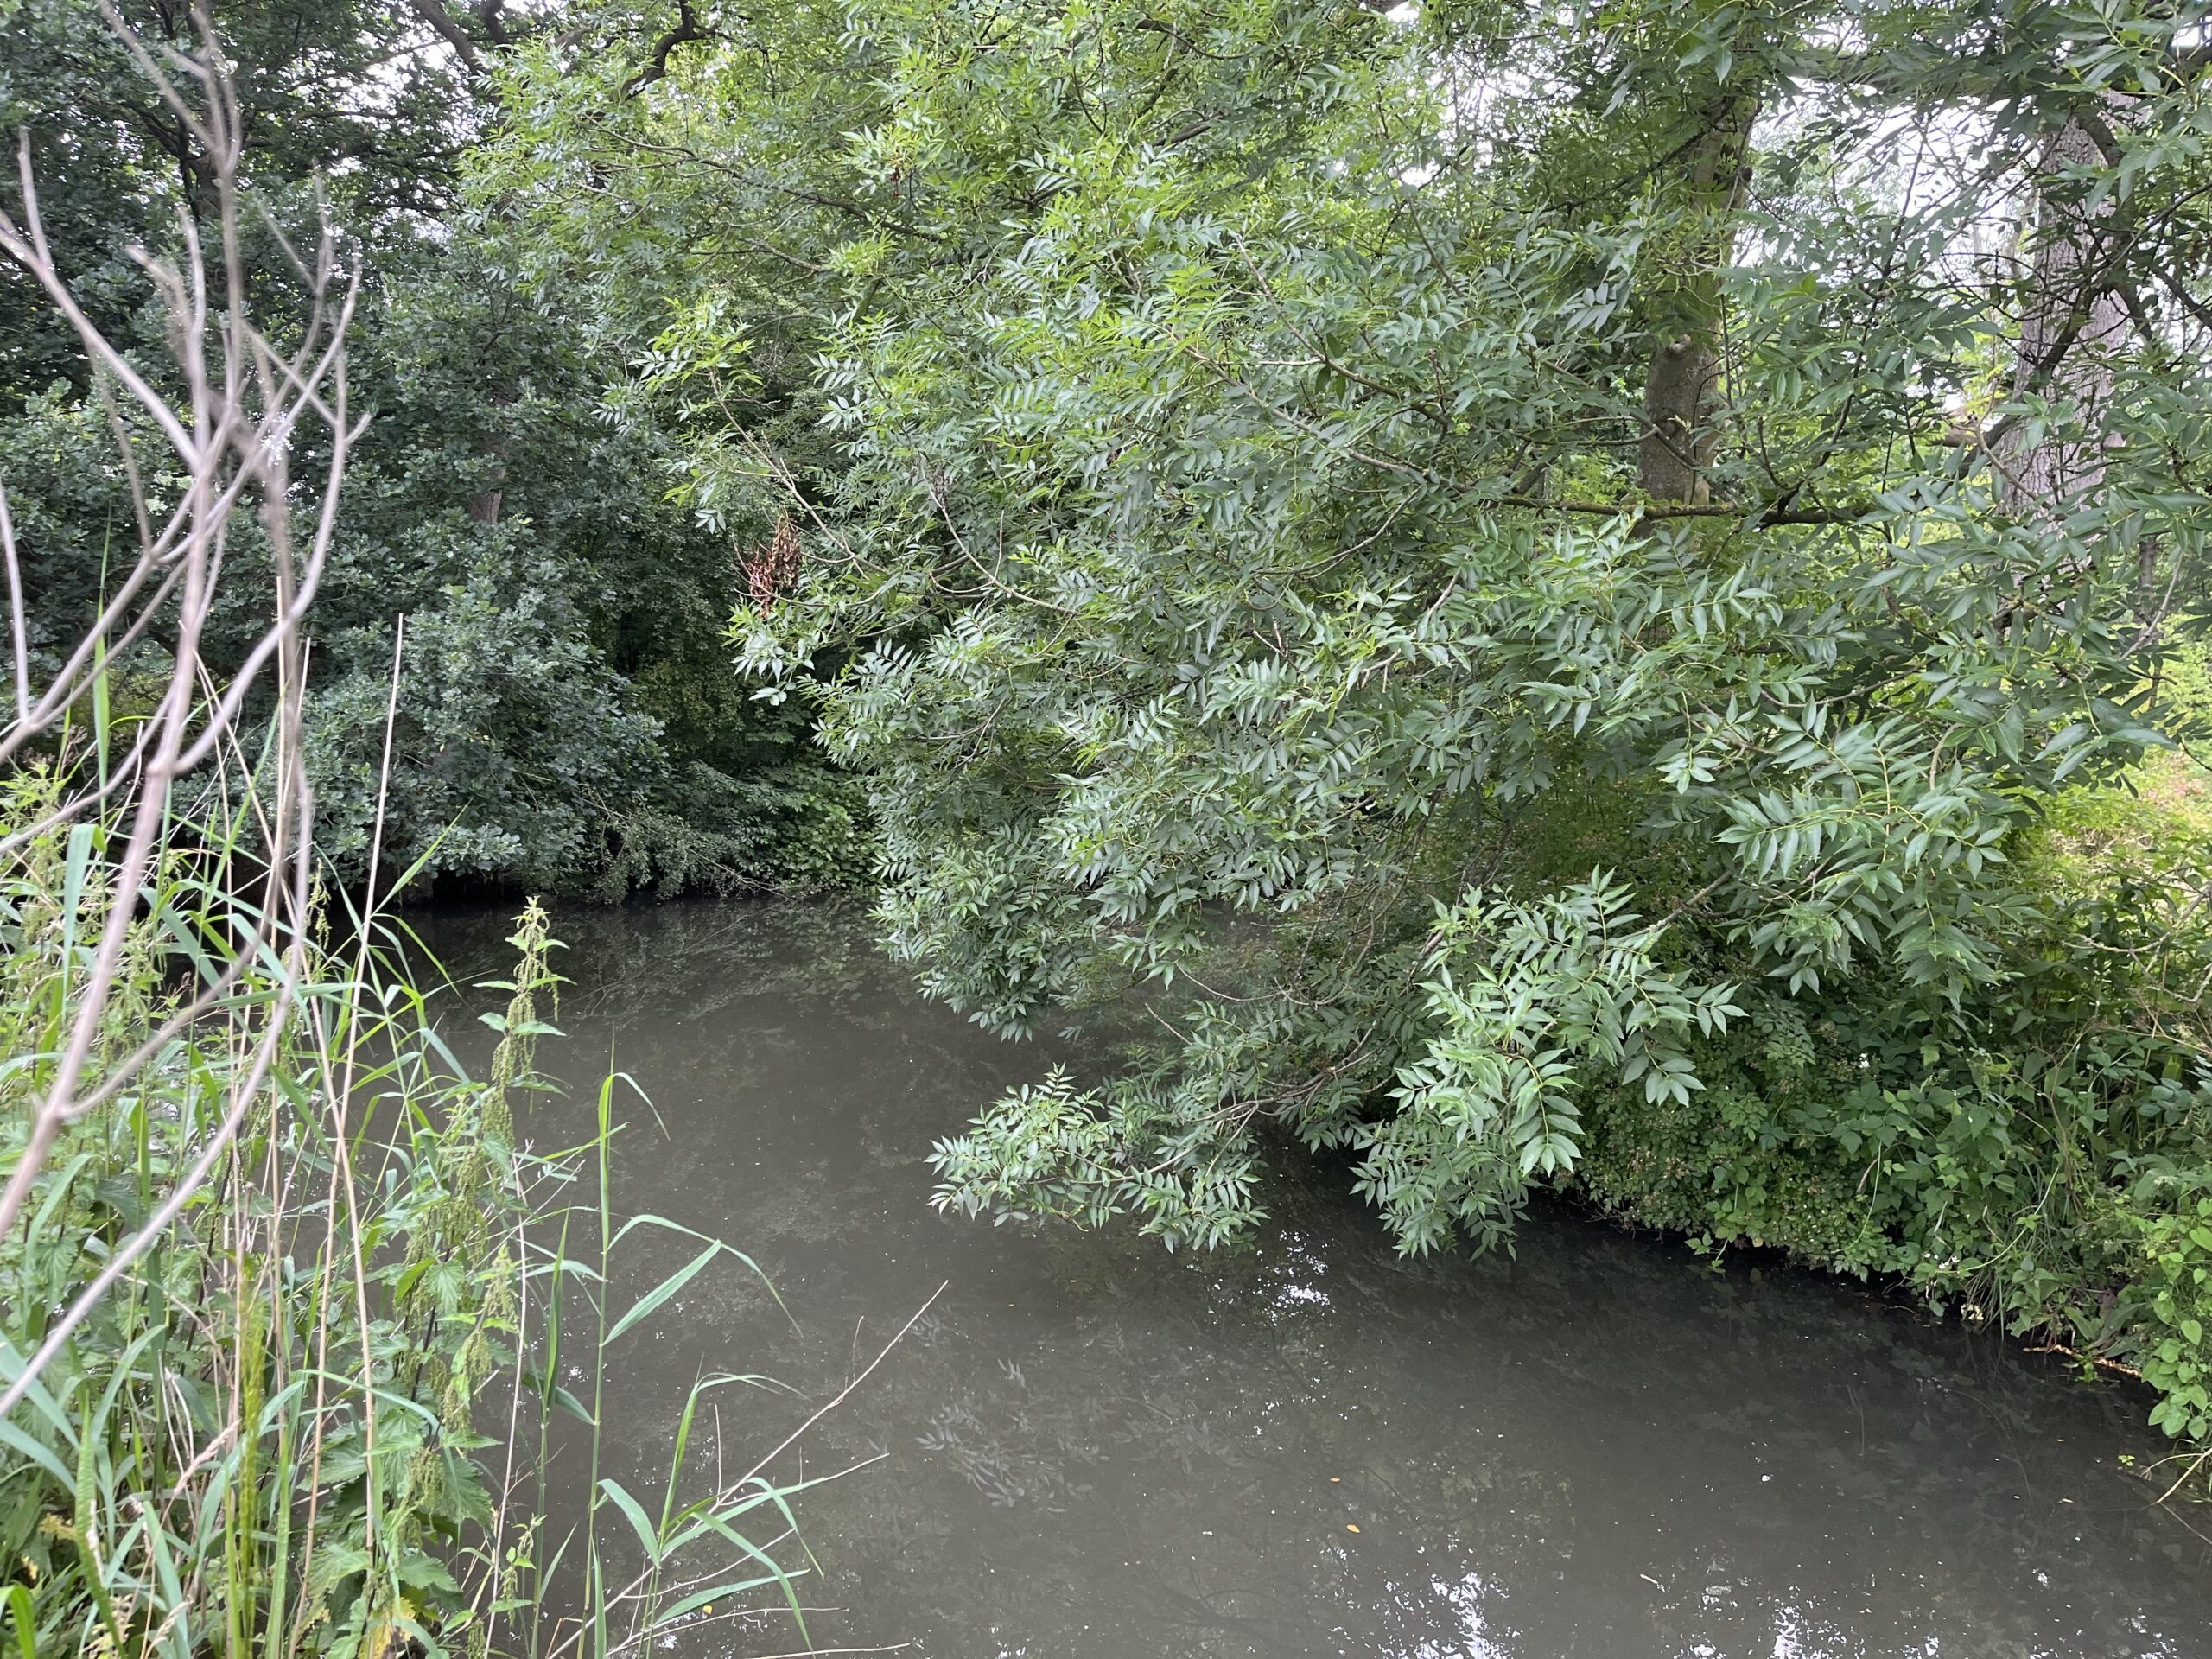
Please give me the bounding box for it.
[477,0,2212,1432]
[0,0,868,895]
[10,0,2212,1442]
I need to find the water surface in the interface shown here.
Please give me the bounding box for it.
[419,899,2212,1658]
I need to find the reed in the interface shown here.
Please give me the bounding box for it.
[0,774,835,1658]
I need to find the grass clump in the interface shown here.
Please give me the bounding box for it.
[0,766,828,1657]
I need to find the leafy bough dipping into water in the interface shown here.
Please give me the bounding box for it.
[653,0,2212,1477]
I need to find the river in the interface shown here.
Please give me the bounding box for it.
[418,898,2212,1658]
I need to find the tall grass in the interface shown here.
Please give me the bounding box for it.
[0,763,845,1657]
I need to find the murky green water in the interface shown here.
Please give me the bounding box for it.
[418,899,2212,1658]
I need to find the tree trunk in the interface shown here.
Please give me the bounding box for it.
[1637,95,1759,505]
[466,378,517,525]
[1996,114,2128,514]
[1638,334,1718,505]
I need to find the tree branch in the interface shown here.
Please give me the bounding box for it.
[627,0,715,94]
[407,0,483,75]
[1487,493,1867,524]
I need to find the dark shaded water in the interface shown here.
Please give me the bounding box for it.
[418,899,2212,1658]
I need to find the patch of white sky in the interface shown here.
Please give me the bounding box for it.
[1376,0,2040,358]
[347,0,572,148]
[1717,92,2030,425]
[325,2,573,219]
[1376,0,1558,191]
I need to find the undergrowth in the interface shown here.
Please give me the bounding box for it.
[0,765,830,1657]
[1573,749,2212,1500]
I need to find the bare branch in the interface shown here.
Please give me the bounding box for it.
[0,485,26,723]
[0,4,355,1304]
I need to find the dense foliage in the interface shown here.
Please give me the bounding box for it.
[11,0,2212,1471]
[477,0,2212,1452]
[0,0,867,895]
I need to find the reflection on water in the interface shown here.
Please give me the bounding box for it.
[413,899,2212,1658]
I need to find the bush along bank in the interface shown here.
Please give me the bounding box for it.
[1573,759,2212,1484]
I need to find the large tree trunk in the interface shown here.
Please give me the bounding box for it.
[1637,95,1759,505]
[1638,334,1720,505]
[1997,114,2129,514]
